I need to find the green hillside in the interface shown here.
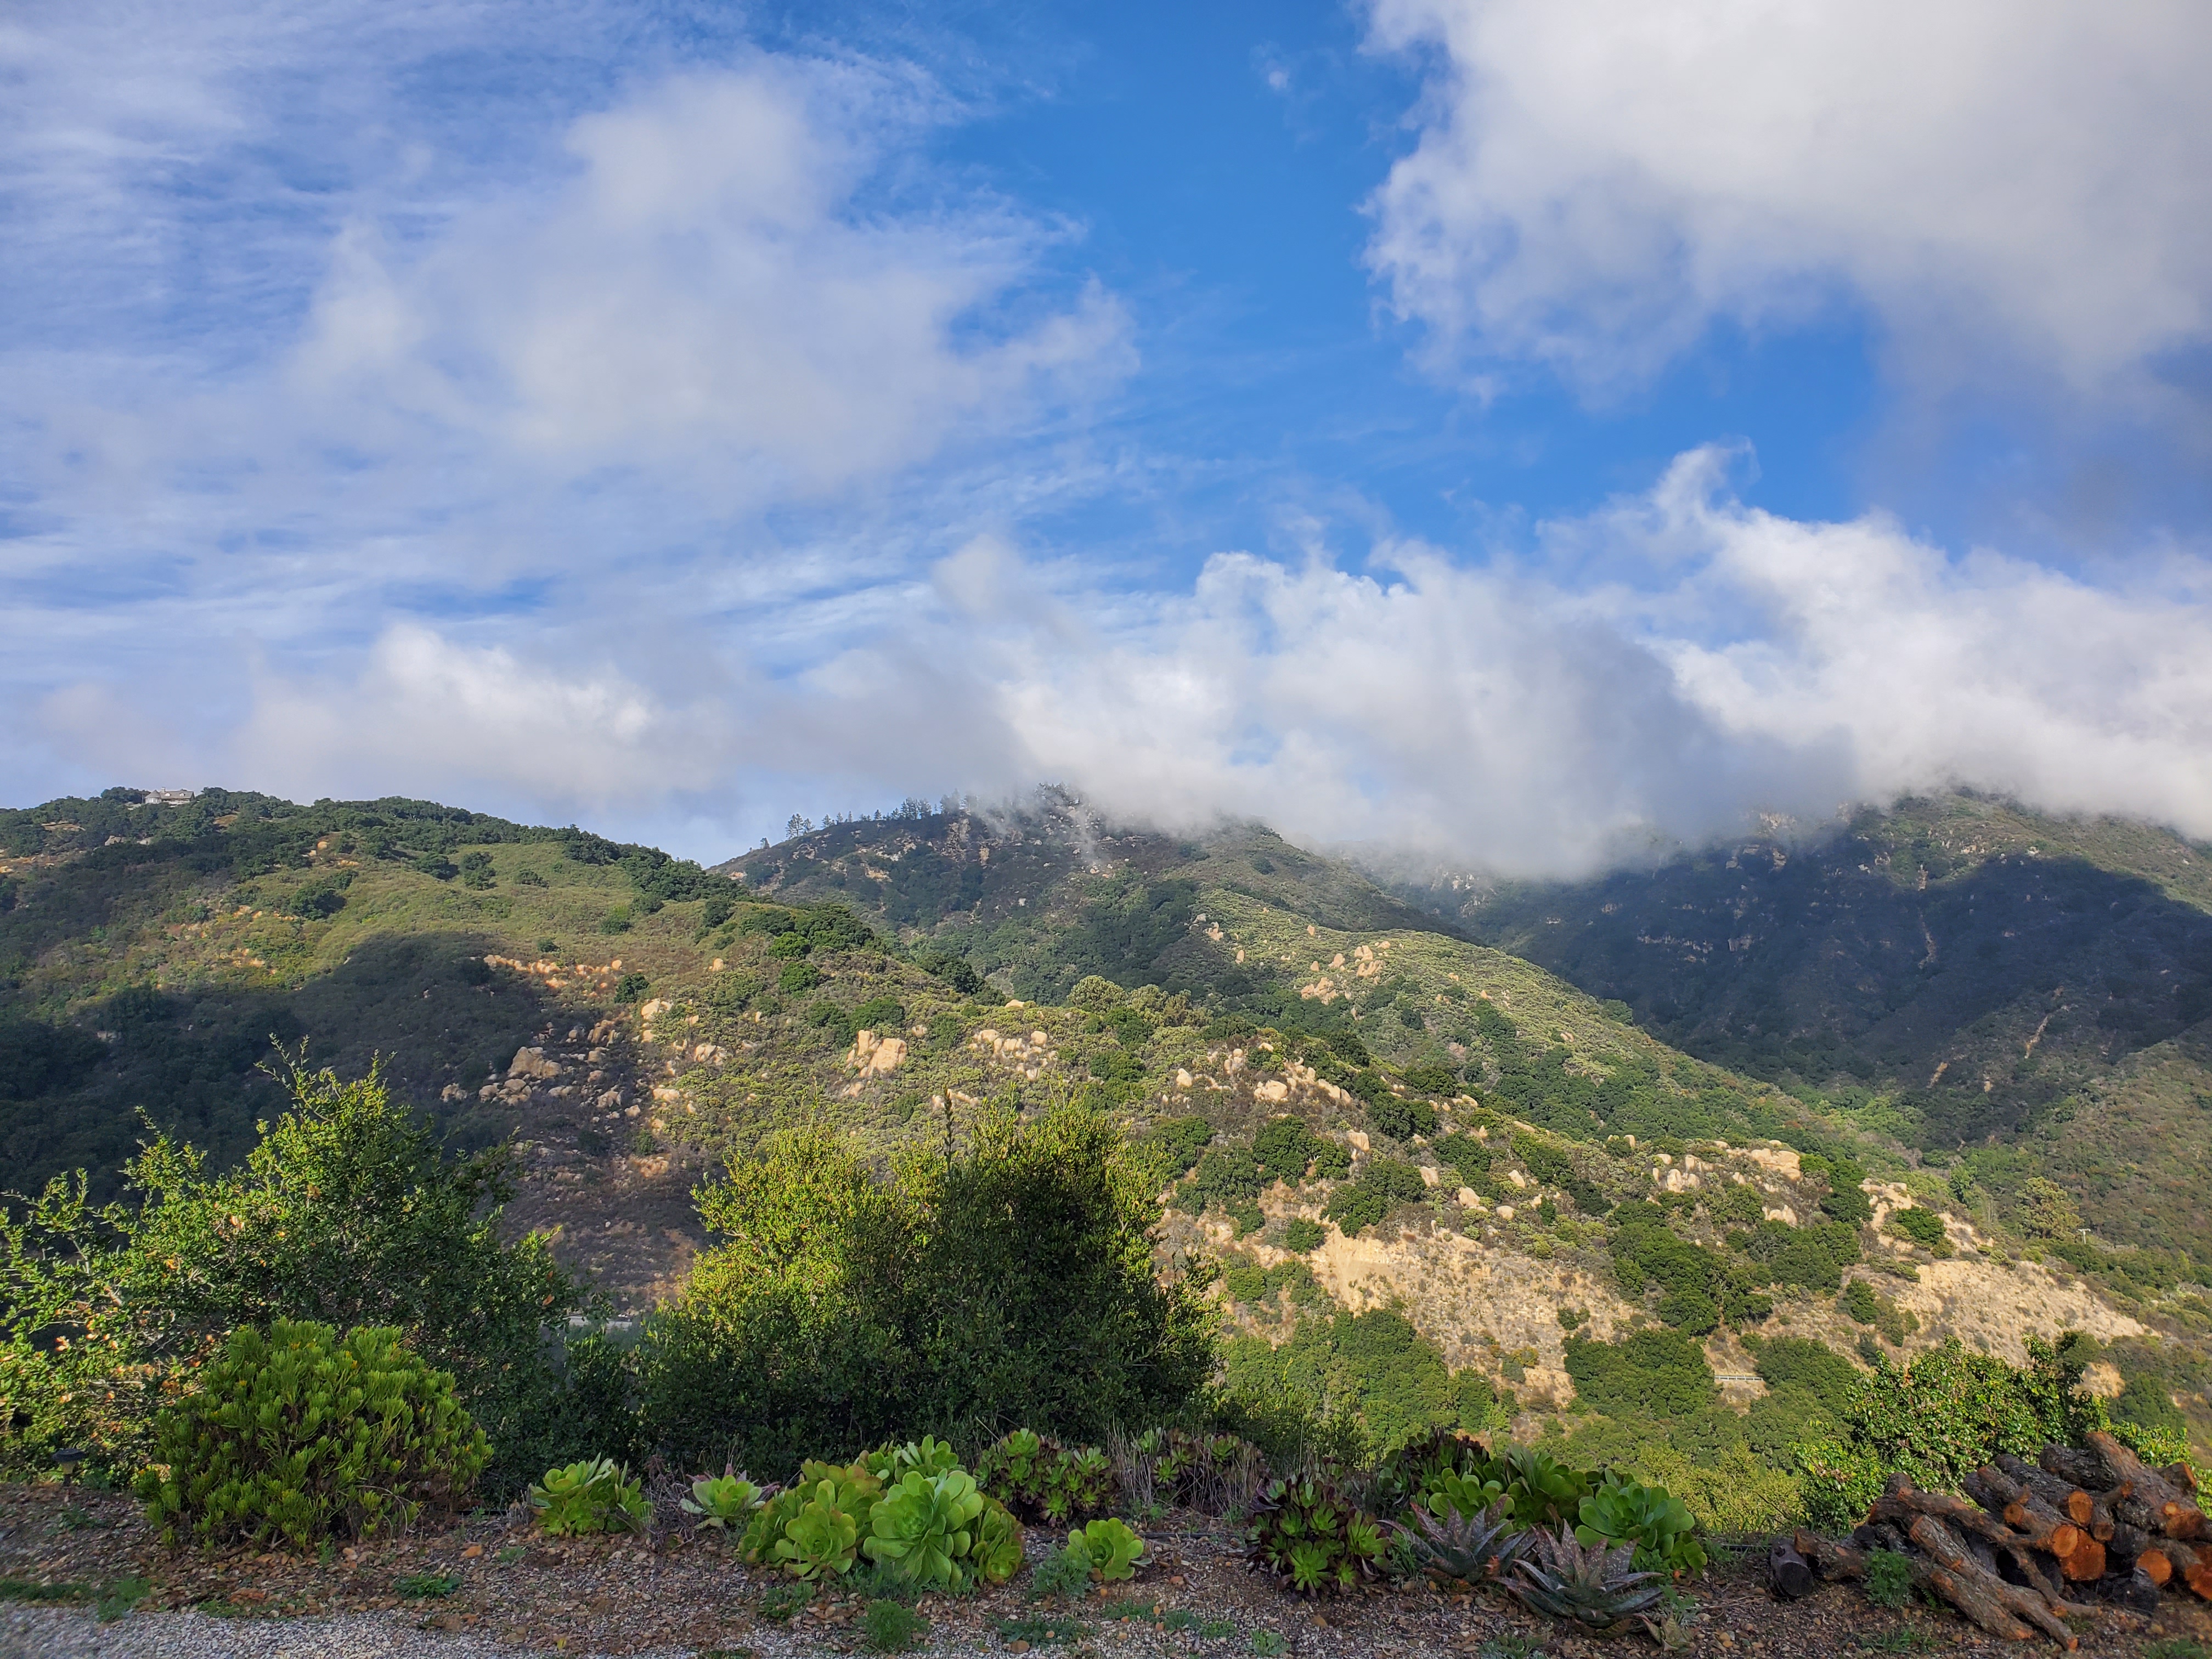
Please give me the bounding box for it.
[1377,792,2212,1262]
[5,785,2207,1476]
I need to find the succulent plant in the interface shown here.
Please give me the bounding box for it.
[1423,1465,1509,1523]
[1500,1446,1596,1531]
[1370,1427,1495,1518]
[1509,1526,1663,1633]
[863,1468,988,1590]
[972,1498,1026,1585]
[681,1467,765,1532]
[868,1436,963,1483]
[1573,1473,1706,1577]
[1397,1496,1530,1587]
[1245,1476,1385,1595]
[527,1459,648,1538]
[978,1429,1116,1523]
[746,1459,883,1579]
[1066,1516,1148,1582]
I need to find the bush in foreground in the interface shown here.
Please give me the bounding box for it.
[133,1320,488,1551]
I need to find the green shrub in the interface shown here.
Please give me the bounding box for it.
[0,1063,586,1491]
[1432,1132,1493,1193]
[1887,1206,1951,1254]
[528,1457,648,1536]
[1865,1548,1914,1609]
[1221,1309,1491,1455]
[1026,1541,1093,1602]
[1842,1280,1881,1324]
[612,972,650,1002]
[1752,1338,1858,1415]
[1310,1140,1352,1181]
[1562,1329,1717,1419]
[1403,1062,1458,1096]
[1797,1335,2108,1530]
[132,1319,487,1551]
[1368,1093,1438,1143]
[1254,1118,1321,1184]
[1139,1118,1214,1182]
[1282,1218,1325,1253]
[639,1108,1212,1475]
[1323,1156,1428,1237]
[778,960,822,994]
[1819,1159,1873,1226]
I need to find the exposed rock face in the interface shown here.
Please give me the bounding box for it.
[850,1030,908,1075]
[508,1046,562,1080]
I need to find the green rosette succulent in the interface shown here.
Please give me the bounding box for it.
[681,1469,765,1532]
[1066,1516,1149,1582]
[772,1479,867,1580]
[972,1497,1026,1585]
[863,1468,988,1590]
[528,1458,648,1537]
[1573,1474,1706,1576]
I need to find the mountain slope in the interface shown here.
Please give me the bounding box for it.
[4,786,2204,1466]
[1377,793,2212,1261]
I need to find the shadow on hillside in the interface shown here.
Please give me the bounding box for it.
[1458,849,2212,1147]
[0,933,553,1203]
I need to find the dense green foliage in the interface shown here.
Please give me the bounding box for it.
[1562,1329,1718,1419]
[1796,1335,2111,1528]
[1244,1476,1385,1595]
[133,1319,488,1550]
[1222,1308,1500,1457]
[528,1458,648,1536]
[636,1107,1213,1475]
[0,1063,594,1488]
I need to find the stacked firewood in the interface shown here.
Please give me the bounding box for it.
[1773,1432,2205,1648]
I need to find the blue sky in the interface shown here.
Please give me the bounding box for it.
[5,0,2211,872]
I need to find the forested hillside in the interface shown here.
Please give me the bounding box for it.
[4,784,2207,1500]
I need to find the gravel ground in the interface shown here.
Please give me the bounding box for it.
[6,1484,2211,1659]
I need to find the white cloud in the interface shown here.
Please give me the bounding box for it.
[1363,0,2212,398]
[292,61,1131,500]
[883,450,2212,875]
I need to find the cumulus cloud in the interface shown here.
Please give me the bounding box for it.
[906,452,2212,874]
[1363,0,2212,400]
[292,61,1131,500]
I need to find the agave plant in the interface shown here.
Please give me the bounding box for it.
[1398,1497,1530,1588]
[680,1467,765,1532]
[1509,1526,1663,1633]
[863,1468,989,1590]
[1245,1477,1385,1596]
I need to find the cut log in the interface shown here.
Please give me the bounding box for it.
[2165,1538,2212,1600]
[2060,1537,2106,1582]
[1795,1530,1868,1582]
[2085,1431,2205,1538]
[2097,1566,2163,1615]
[1996,1452,2095,1526]
[1769,1537,1814,1600]
[2104,1519,2154,1567]
[2040,1445,2110,1491]
[2162,1463,2199,1496]
[1868,1479,2084,1590]
[1905,1515,2077,1647]
[2134,1547,2172,1588]
[1976,1467,2086,1560]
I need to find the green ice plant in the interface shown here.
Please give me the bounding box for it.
[681,1468,765,1532]
[528,1457,648,1537]
[1424,1466,1509,1523]
[1066,1517,1149,1583]
[1573,1474,1706,1577]
[864,1468,989,1591]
